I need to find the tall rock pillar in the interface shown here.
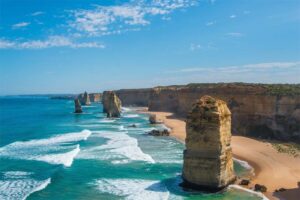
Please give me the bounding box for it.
[182,95,236,191]
[74,99,83,113]
[102,91,122,118]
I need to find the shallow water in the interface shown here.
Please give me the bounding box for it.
[0,96,264,200]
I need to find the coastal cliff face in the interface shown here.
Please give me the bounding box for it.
[102,91,122,118]
[183,96,236,190]
[116,89,152,106]
[117,83,300,142]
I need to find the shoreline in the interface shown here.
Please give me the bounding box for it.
[138,109,300,200]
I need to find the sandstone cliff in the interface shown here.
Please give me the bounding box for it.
[146,83,300,142]
[74,99,82,113]
[116,88,152,106]
[102,91,122,118]
[182,95,236,191]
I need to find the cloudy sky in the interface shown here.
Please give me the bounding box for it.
[0,0,299,95]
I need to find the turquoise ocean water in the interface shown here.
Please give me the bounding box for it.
[0,96,265,200]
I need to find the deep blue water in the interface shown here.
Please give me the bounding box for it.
[0,96,264,200]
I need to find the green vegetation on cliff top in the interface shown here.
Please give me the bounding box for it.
[156,83,300,96]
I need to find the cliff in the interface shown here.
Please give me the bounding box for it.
[117,83,300,142]
[116,88,152,106]
[182,96,236,191]
[102,91,122,118]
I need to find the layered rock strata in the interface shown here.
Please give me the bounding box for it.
[102,91,122,118]
[116,83,300,142]
[182,95,236,191]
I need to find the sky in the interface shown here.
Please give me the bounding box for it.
[0,0,300,95]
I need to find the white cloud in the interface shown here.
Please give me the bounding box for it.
[227,32,243,37]
[69,0,198,36]
[190,43,202,51]
[0,39,15,48]
[31,11,45,16]
[0,36,105,49]
[230,14,236,19]
[12,22,30,29]
[206,21,216,26]
[168,61,300,73]
[243,10,250,15]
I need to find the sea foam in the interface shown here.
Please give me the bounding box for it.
[94,179,169,200]
[228,185,269,200]
[79,131,155,164]
[0,171,51,200]
[0,130,91,167]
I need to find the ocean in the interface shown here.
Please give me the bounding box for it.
[0,96,265,200]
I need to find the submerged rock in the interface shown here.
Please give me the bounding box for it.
[74,99,82,113]
[102,91,122,118]
[147,129,170,136]
[182,95,236,192]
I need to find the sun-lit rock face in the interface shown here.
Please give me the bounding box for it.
[78,91,91,105]
[182,95,236,191]
[102,91,122,118]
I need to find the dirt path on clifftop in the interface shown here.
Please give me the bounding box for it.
[139,110,300,200]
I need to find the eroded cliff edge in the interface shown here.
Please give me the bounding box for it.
[116,83,300,142]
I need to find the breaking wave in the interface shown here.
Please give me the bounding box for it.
[94,179,169,200]
[228,185,269,200]
[78,131,155,164]
[0,171,51,200]
[0,130,91,167]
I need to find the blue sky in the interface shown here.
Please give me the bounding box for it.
[0,0,299,95]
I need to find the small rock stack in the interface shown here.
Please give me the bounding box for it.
[74,99,82,113]
[182,95,236,191]
[102,91,122,118]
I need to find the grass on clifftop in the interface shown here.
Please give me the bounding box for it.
[156,83,300,96]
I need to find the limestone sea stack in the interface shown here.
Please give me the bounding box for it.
[74,99,82,113]
[82,92,91,105]
[182,95,236,191]
[102,91,122,118]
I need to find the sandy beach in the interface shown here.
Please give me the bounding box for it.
[140,110,300,200]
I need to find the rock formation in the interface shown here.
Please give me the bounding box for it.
[116,83,300,142]
[78,92,91,105]
[90,93,101,102]
[102,91,122,118]
[74,99,82,113]
[149,114,163,124]
[147,129,170,136]
[182,95,236,191]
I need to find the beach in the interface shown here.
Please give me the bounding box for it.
[140,110,300,200]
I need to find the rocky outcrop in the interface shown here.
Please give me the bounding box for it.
[102,91,122,118]
[74,99,82,113]
[182,96,236,191]
[147,129,170,136]
[78,92,91,105]
[149,114,163,124]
